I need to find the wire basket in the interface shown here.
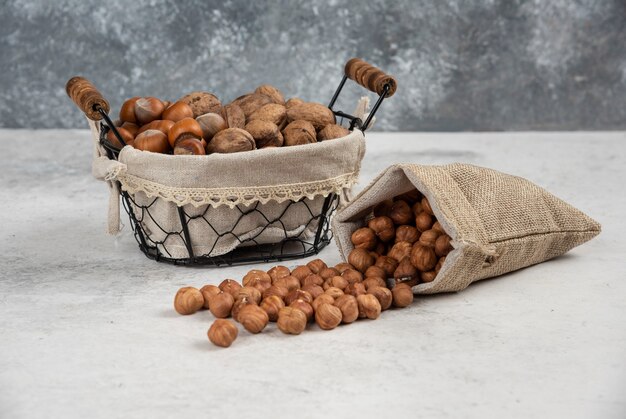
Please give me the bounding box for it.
[67,58,397,266]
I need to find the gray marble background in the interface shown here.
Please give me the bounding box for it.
[1,0,625,131]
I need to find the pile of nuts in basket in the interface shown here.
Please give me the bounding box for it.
[174,191,453,348]
[109,85,350,155]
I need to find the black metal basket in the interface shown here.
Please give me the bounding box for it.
[68,58,396,266]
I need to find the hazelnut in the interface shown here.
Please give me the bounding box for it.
[133,129,171,154]
[348,248,376,273]
[373,200,393,217]
[395,225,420,244]
[421,271,437,283]
[260,295,285,322]
[267,265,291,282]
[435,256,446,273]
[231,296,255,322]
[351,227,377,250]
[317,124,350,141]
[162,101,194,122]
[319,267,340,280]
[291,265,312,280]
[236,286,262,305]
[207,128,256,154]
[238,304,269,333]
[242,270,272,289]
[357,294,382,319]
[120,121,139,137]
[273,275,300,291]
[167,117,203,148]
[282,120,316,146]
[412,201,423,216]
[106,126,134,148]
[415,212,434,232]
[301,274,324,288]
[119,97,140,123]
[254,85,285,105]
[302,284,325,299]
[334,262,354,273]
[395,189,422,205]
[262,285,289,301]
[173,286,204,315]
[245,120,283,148]
[218,279,242,297]
[324,287,344,299]
[419,229,441,248]
[392,283,414,308]
[306,259,327,274]
[368,216,395,242]
[333,294,359,324]
[394,257,418,281]
[196,112,228,140]
[137,119,174,136]
[208,292,235,318]
[374,242,386,256]
[435,234,453,257]
[285,289,313,306]
[389,200,413,225]
[341,269,363,285]
[315,303,342,330]
[330,275,349,290]
[367,286,393,310]
[277,307,307,334]
[312,294,335,311]
[289,299,314,322]
[432,221,444,233]
[421,197,434,215]
[364,265,386,279]
[410,244,437,272]
[173,137,206,155]
[375,256,399,277]
[387,241,413,262]
[134,97,165,125]
[199,284,221,309]
[345,282,367,298]
[362,277,386,290]
[207,319,238,347]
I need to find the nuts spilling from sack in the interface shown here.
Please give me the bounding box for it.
[108,85,350,155]
[174,259,414,348]
[350,190,452,288]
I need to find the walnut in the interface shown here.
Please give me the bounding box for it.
[317,124,350,141]
[244,120,283,148]
[206,128,255,154]
[282,120,316,146]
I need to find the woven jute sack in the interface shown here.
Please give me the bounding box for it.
[333,163,601,294]
[89,120,366,259]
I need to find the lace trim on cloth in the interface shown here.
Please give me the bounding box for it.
[118,171,359,208]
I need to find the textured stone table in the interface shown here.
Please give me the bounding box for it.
[0,130,624,419]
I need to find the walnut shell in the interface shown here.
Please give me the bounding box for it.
[285,97,304,109]
[282,120,316,146]
[220,103,246,129]
[254,85,285,105]
[286,102,336,130]
[244,120,283,148]
[317,124,350,141]
[207,128,256,154]
[179,91,222,118]
[231,93,273,118]
[248,103,288,129]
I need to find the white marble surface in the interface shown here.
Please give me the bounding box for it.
[0,130,624,419]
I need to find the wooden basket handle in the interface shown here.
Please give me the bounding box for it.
[65,76,110,121]
[344,58,397,97]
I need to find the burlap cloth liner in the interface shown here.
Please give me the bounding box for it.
[89,120,366,259]
[333,163,601,294]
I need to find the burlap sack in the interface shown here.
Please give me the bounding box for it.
[89,121,366,259]
[333,163,601,294]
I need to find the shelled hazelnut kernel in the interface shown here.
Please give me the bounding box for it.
[174,287,204,315]
[302,284,325,299]
[389,200,413,225]
[260,296,285,322]
[277,307,307,335]
[208,319,239,347]
[199,284,221,309]
[312,294,335,311]
[290,265,312,281]
[284,289,313,306]
[368,216,396,242]
[219,279,242,297]
[236,286,262,305]
[289,299,314,322]
[367,286,393,310]
[392,283,414,308]
[348,248,376,273]
[208,292,235,318]
[351,227,377,250]
[410,244,437,272]
[238,304,269,333]
[357,294,382,319]
[267,265,291,282]
[315,303,342,330]
[334,294,359,324]
[306,259,327,274]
